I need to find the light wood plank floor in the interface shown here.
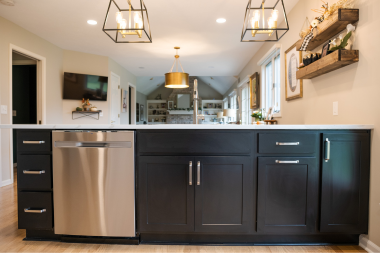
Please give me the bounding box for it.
[0,171,366,253]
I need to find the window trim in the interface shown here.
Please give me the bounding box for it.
[260,47,282,118]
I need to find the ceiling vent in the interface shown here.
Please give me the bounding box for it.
[1,0,15,6]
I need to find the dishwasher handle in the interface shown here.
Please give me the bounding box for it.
[55,141,132,148]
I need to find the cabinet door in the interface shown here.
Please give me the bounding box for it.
[320,133,370,233]
[257,157,317,234]
[194,156,254,233]
[137,156,194,232]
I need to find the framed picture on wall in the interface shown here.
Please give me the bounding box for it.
[121,89,128,112]
[250,72,260,109]
[140,104,144,122]
[285,43,303,101]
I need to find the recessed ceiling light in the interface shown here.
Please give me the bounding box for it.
[139,67,144,69]
[216,18,226,24]
[87,20,97,25]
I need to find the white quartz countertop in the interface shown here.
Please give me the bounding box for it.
[0,124,374,130]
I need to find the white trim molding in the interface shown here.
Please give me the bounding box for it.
[1,179,12,187]
[360,235,380,253]
[257,43,281,66]
[237,75,251,88]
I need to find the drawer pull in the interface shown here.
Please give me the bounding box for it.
[23,170,45,175]
[324,138,331,162]
[276,142,300,146]
[275,160,299,164]
[24,208,46,213]
[189,161,193,186]
[197,161,201,186]
[23,141,45,144]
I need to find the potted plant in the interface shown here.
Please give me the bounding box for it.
[251,109,264,124]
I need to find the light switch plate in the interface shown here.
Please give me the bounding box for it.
[100,111,103,117]
[1,105,7,114]
[333,102,338,116]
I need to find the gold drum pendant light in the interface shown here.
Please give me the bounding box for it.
[165,47,189,88]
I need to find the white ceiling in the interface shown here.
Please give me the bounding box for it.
[137,76,237,96]
[0,0,299,91]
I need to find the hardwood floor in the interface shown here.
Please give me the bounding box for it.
[0,170,366,253]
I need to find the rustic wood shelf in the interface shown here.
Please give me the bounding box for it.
[296,50,359,80]
[296,9,359,51]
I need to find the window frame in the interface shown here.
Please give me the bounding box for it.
[261,48,281,118]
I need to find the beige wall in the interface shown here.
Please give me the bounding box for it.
[0,15,64,184]
[0,16,138,184]
[226,0,380,246]
[62,50,109,124]
[108,58,138,125]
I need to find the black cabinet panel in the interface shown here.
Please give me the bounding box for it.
[320,133,370,233]
[17,155,52,190]
[17,130,51,153]
[137,130,252,155]
[257,157,317,234]
[18,192,53,230]
[258,132,318,154]
[137,156,194,232]
[195,156,254,233]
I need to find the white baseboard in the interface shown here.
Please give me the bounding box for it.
[360,235,380,253]
[1,179,12,187]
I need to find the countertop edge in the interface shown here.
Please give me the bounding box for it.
[0,124,375,130]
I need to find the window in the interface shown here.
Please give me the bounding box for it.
[223,98,228,110]
[228,90,237,121]
[261,48,281,116]
[241,85,249,124]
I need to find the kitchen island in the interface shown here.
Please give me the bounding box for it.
[3,124,373,245]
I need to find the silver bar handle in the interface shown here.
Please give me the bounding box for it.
[189,161,192,186]
[275,160,299,164]
[276,142,300,146]
[24,208,46,213]
[325,138,331,162]
[23,170,45,175]
[197,161,200,185]
[23,141,45,144]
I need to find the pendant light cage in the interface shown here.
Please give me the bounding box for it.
[241,0,289,42]
[165,47,189,89]
[103,0,152,43]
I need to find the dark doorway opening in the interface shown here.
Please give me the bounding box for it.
[12,51,38,164]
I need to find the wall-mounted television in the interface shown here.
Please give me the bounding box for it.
[63,72,108,101]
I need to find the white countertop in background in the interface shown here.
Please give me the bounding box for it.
[0,124,374,130]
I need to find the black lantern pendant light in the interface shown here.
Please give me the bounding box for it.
[241,0,289,42]
[103,0,152,43]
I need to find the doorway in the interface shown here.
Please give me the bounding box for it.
[12,52,38,171]
[8,45,46,186]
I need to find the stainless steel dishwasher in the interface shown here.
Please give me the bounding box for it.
[52,130,135,237]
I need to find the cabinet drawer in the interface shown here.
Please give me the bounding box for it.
[137,130,253,155]
[17,155,52,190]
[17,130,51,153]
[18,192,53,230]
[258,133,317,154]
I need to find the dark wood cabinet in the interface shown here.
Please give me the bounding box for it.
[137,156,255,234]
[194,156,254,233]
[257,157,318,234]
[137,156,195,233]
[18,192,53,229]
[320,133,370,233]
